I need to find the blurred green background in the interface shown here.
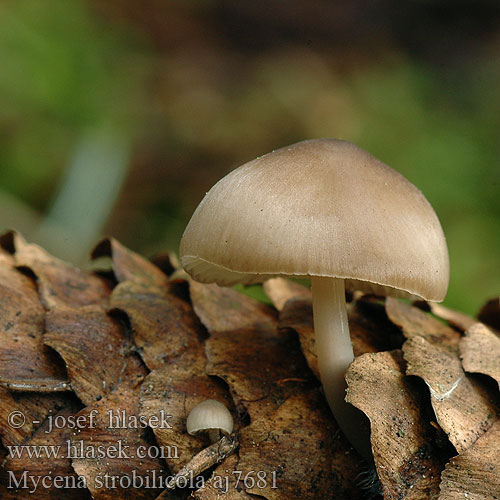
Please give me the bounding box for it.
[0,0,498,314]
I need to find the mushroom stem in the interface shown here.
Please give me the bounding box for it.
[208,429,221,443]
[311,276,372,459]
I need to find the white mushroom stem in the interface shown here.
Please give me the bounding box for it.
[311,276,372,459]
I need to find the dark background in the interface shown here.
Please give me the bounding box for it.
[0,0,498,314]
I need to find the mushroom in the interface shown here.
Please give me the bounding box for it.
[180,139,449,458]
[186,399,234,443]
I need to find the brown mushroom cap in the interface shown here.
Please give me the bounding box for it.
[180,139,449,301]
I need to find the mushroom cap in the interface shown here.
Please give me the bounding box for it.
[186,399,234,436]
[180,139,449,301]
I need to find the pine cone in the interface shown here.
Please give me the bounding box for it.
[0,231,498,499]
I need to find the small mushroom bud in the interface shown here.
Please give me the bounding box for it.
[186,399,234,443]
